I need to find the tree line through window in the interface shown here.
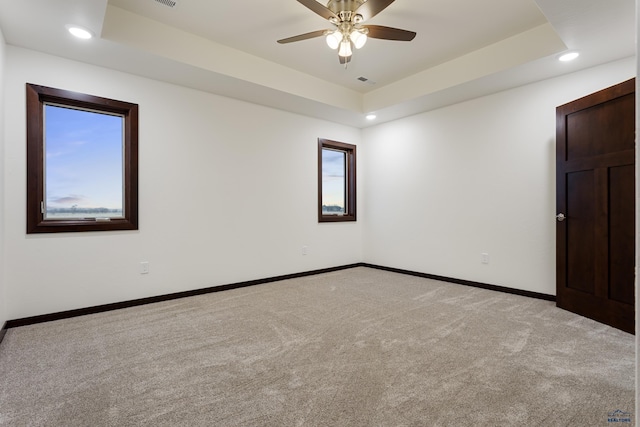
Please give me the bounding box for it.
[26,83,138,233]
[318,138,356,222]
[26,84,355,232]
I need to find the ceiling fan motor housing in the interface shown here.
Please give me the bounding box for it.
[277,0,416,64]
[327,0,366,14]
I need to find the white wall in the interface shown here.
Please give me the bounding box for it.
[3,47,363,320]
[0,26,6,327]
[363,57,636,296]
[1,45,636,320]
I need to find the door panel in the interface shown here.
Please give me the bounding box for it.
[556,78,635,334]
[566,170,595,294]
[566,93,635,159]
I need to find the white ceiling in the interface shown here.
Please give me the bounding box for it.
[108,0,549,92]
[0,0,635,127]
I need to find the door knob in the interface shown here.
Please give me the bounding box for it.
[556,213,566,222]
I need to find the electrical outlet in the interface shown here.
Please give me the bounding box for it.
[140,261,150,274]
[481,253,490,264]
[301,246,309,256]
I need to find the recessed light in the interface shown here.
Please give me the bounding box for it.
[66,25,93,40]
[559,52,579,62]
[366,114,377,120]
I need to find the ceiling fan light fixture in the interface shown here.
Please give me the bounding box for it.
[338,39,352,57]
[326,31,342,49]
[278,0,417,66]
[350,29,367,49]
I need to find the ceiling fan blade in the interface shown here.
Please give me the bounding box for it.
[297,0,339,21]
[354,0,396,21]
[339,55,352,65]
[364,25,416,41]
[277,29,328,44]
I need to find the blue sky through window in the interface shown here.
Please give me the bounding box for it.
[44,104,124,216]
[322,148,345,211]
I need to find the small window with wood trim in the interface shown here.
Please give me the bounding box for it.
[318,138,356,222]
[26,83,138,233]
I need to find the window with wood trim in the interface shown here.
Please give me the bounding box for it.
[318,138,356,222]
[26,83,139,233]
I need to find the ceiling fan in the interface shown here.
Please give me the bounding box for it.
[277,0,416,65]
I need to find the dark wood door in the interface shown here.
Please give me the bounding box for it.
[556,78,635,334]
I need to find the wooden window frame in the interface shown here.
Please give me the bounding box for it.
[26,83,139,233]
[318,138,356,222]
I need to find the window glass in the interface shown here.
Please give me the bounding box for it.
[321,148,346,215]
[318,138,356,222]
[26,83,138,233]
[44,104,124,219]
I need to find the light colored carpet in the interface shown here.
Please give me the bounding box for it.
[0,267,634,426]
